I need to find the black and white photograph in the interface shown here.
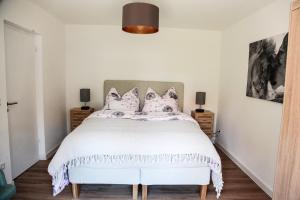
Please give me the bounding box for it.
[246,33,289,103]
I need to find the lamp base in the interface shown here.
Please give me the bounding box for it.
[81,106,90,110]
[195,108,205,113]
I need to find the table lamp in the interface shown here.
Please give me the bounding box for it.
[80,88,90,110]
[196,92,206,112]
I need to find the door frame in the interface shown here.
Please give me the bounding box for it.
[4,20,46,162]
[273,0,300,199]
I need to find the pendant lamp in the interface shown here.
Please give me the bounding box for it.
[122,2,159,34]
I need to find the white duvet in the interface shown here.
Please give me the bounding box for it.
[48,110,223,197]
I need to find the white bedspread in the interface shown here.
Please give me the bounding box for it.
[48,110,223,198]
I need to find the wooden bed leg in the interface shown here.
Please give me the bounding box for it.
[132,184,138,200]
[142,185,148,200]
[200,185,208,200]
[72,184,80,199]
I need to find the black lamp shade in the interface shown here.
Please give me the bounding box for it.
[80,89,90,103]
[196,92,206,105]
[122,2,159,34]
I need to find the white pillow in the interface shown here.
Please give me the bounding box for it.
[104,87,139,111]
[142,87,179,112]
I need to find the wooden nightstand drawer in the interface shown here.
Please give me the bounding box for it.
[72,111,90,115]
[198,123,212,129]
[202,130,213,135]
[201,127,212,131]
[70,107,94,132]
[72,116,86,121]
[192,110,214,136]
[72,124,79,130]
[196,117,212,123]
[72,120,83,125]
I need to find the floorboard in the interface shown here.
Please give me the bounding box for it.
[11,149,271,200]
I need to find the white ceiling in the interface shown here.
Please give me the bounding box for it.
[29,0,275,30]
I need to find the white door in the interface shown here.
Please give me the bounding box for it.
[4,23,39,179]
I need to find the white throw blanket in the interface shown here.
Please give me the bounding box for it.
[48,110,223,198]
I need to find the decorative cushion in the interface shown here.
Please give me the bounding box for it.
[104,87,139,111]
[142,87,179,112]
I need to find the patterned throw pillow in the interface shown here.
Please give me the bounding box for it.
[104,87,139,111]
[142,87,179,112]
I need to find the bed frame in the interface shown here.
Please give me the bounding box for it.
[141,185,208,200]
[71,184,208,200]
[71,184,139,199]
[69,80,209,200]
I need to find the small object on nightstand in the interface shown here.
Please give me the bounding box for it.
[70,107,94,131]
[195,92,206,112]
[191,110,214,136]
[80,88,90,110]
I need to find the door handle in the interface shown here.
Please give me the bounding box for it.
[7,102,18,106]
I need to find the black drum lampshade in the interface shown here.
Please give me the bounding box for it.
[80,88,90,110]
[122,2,159,34]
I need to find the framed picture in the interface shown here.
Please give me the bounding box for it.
[246,33,288,103]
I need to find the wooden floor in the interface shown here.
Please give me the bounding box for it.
[12,150,271,200]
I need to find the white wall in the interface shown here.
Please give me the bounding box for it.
[217,0,291,196]
[0,0,66,182]
[66,25,222,131]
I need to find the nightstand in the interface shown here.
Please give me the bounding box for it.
[70,107,94,131]
[191,110,214,136]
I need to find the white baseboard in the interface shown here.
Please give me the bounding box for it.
[215,143,273,197]
[46,143,60,159]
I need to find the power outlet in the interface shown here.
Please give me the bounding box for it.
[0,162,5,170]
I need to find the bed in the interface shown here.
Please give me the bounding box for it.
[48,80,223,200]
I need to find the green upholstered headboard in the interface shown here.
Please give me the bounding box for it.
[104,80,184,111]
